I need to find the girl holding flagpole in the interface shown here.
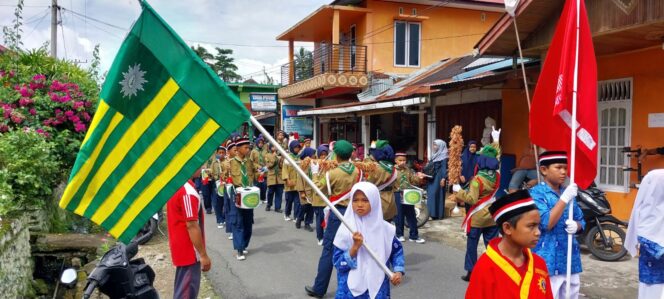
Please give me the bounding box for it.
[333,182,404,299]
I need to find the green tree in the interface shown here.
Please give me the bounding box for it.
[213,47,242,83]
[191,45,242,83]
[191,45,215,70]
[294,47,313,82]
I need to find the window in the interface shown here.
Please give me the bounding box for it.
[597,78,632,192]
[394,21,420,67]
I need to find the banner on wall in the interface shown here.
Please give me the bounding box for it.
[250,93,278,112]
[282,105,314,137]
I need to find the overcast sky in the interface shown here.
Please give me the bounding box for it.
[0,0,328,83]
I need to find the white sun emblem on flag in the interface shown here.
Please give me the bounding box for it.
[119,63,147,98]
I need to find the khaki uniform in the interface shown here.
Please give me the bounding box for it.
[250,148,267,181]
[456,174,497,228]
[281,154,301,192]
[229,155,255,188]
[393,165,421,192]
[311,162,328,207]
[316,162,361,207]
[298,164,313,205]
[210,158,226,182]
[366,161,398,220]
[264,152,284,186]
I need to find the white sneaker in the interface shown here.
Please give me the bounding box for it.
[217,224,223,229]
[236,254,246,261]
[397,236,406,242]
[317,240,323,246]
[409,238,426,244]
[284,216,291,221]
[292,218,297,223]
[243,250,249,255]
[228,234,233,240]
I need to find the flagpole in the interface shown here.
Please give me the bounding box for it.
[249,115,395,278]
[511,17,542,183]
[566,0,581,298]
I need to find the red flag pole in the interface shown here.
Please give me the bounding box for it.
[566,0,581,297]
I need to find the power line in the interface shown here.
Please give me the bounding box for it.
[24,8,50,40]
[61,6,127,31]
[66,9,123,39]
[59,7,67,59]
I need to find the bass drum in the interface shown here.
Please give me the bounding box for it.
[405,191,430,228]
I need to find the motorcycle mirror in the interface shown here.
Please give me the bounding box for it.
[60,268,77,286]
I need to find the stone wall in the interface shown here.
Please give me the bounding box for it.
[0,215,33,298]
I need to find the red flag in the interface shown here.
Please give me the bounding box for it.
[529,0,598,189]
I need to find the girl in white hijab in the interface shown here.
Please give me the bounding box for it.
[333,182,405,299]
[625,169,664,299]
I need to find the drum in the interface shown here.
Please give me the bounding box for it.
[216,180,224,196]
[237,186,260,209]
[402,189,422,205]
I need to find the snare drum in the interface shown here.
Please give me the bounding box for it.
[237,186,260,209]
[402,189,422,205]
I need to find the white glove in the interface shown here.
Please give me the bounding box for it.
[565,219,579,234]
[452,184,462,193]
[310,161,320,175]
[491,126,501,143]
[560,183,578,204]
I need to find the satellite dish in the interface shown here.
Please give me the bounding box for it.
[505,0,519,17]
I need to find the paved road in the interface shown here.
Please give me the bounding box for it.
[203,206,470,299]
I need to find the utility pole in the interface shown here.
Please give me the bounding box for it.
[50,0,58,58]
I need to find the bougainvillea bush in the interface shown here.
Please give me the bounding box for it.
[0,48,99,216]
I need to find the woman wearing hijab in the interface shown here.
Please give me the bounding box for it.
[420,139,449,220]
[625,169,664,299]
[333,182,405,299]
[460,140,478,185]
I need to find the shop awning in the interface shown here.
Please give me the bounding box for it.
[297,97,427,117]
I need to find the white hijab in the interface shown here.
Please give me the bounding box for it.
[430,139,448,162]
[333,182,396,299]
[625,169,664,257]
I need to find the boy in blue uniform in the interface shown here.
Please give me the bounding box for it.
[530,151,584,299]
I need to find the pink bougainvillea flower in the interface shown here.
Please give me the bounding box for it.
[0,124,8,132]
[82,112,91,121]
[18,86,34,98]
[29,108,36,116]
[18,97,33,107]
[73,101,84,109]
[74,122,87,132]
[69,116,80,123]
[64,110,74,117]
[32,74,46,82]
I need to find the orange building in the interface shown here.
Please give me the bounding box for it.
[476,0,664,220]
[276,0,502,148]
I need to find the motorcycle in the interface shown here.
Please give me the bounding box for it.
[80,238,159,299]
[132,208,164,245]
[576,185,628,262]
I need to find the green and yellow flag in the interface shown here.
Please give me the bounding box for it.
[59,0,250,243]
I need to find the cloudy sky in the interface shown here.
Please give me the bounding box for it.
[0,0,328,83]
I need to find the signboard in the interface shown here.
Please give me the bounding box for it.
[648,113,664,128]
[250,93,277,112]
[282,105,314,137]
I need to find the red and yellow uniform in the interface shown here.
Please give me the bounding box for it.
[466,238,553,299]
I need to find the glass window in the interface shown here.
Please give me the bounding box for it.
[597,78,632,192]
[408,23,420,66]
[394,22,406,66]
[394,21,420,67]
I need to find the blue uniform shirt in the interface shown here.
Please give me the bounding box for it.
[638,236,664,284]
[531,182,585,276]
[333,237,405,299]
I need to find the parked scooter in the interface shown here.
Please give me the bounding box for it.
[132,208,164,245]
[576,184,628,261]
[81,239,159,299]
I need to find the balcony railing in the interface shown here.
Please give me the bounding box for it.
[281,44,367,85]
